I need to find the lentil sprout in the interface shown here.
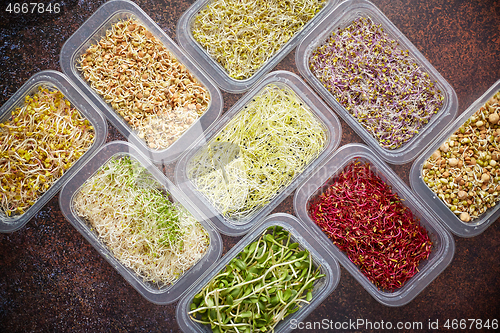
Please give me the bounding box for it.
[187,84,326,222]
[423,90,500,222]
[0,86,95,217]
[78,18,210,150]
[309,16,444,149]
[192,0,327,80]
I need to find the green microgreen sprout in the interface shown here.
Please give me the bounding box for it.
[73,155,210,287]
[189,226,324,332]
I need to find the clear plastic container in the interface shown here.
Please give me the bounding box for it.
[175,71,342,236]
[58,141,223,304]
[0,70,107,233]
[295,0,458,165]
[294,143,455,306]
[410,80,500,237]
[60,0,223,164]
[176,0,341,93]
[176,213,340,333]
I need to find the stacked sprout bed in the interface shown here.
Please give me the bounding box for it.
[191,0,327,81]
[77,17,211,150]
[295,0,458,164]
[421,89,500,223]
[73,154,210,288]
[309,16,443,150]
[186,83,327,223]
[0,85,95,218]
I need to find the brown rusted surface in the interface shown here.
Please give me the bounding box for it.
[0,0,499,331]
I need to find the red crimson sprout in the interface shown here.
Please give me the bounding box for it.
[308,160,432,290]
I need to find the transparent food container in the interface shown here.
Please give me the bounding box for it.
[295,0,458,165]
[58,141,223,304]
[176,213,340,333]
[410,79,500,237]
[0,70,107,233]
[60,0,223,164]
[294,143,455,306]
[177,0,341,93]
[175,71,342,236]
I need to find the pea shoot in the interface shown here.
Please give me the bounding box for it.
[189,226,324,333]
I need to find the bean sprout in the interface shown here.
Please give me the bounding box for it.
[422,90,500,222]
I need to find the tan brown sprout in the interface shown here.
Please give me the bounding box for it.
[77,18,210,150]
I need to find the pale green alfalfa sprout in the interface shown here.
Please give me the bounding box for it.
[192,0,327,80]
[187,84,327,222]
